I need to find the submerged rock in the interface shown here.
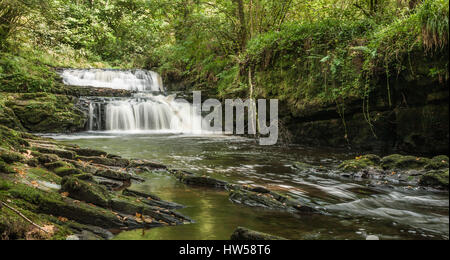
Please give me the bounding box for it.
[419,169,449,189]
[171,169,228,189]
[230,227,287,240]
[337,154,449,189]
[228,184,318,214]
[77,156,130,168]
[123,188,184,210]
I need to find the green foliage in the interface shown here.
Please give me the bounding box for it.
[417,0,449,51]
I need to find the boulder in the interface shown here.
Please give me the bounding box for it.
[61,176,111,207]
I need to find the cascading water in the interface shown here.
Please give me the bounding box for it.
[61,69,164,92]
[61,69,204,133]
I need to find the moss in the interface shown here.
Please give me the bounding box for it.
[7,182,122,229]
[0,125,29,149]
[34,147,76,160]
[27,168,61,184]
[95,169,131,181]
[380,154,431,170]
[61,176,110,207]
[339,154,382,172]
[36,153,60,164]
[45,161,72,171]
[425,155,450,170]
[53,167,83,177]
[3,93,86,133]
[0,159,16,174]
[0,149,25,164]
[77,156,130,168]
[419,169,449,189]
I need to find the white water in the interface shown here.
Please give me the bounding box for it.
[61,69,205,133]
[61,69,164,92]
[101,95,204,133]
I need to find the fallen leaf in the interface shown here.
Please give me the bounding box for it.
[58,216,68,223]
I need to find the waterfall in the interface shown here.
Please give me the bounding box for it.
[61,69,204,133]
[60,69,164,92]
[85,95,204,133]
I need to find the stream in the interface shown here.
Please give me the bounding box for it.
[49,69,449,240]
[51,132,449,240]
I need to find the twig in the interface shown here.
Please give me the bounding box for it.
[0,201,48,233]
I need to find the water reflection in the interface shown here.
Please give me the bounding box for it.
[55,133,449,240]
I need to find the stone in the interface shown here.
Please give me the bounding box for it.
[231,227,287,240]
[61,176,111,207]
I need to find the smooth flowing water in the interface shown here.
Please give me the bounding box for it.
[54,132,450,240]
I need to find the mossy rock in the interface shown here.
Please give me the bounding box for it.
[36,153,60,164]
[0,149,25,164]
[425,156,449,170]
[7,183,123,229]
[35,147,76,160]
[61,176,111,207]
[0,125,29,149]
[76,156,130,168]
[380,154,431,170]
[54,167,84,177]
[5,93,86,133]
[339,154,382,172]
[45,161,73,171]
[95,169,131,181]
[70,148,107,157]
[419,169,449,190]
[0,159,16,174]
[73,173,94,181]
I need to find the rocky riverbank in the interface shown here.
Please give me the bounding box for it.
[0,125,192,240]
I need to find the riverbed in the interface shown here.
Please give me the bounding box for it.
[51,132,449,240]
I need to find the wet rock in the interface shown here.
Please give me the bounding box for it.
[123,188,184,210]
[95,169,131,181]
[129,159,167,170]
[4,93,86,133]
[0,149,25,164]
[61,176,111,207]
[45,161,73,170]
[171,169,228,189]
[36,153,60,164]
[381,154,430,170]
[93,176,125,190]
[109,197,191,225]
[35,147,76,160]
[228,185,318,214]
[77,156,130,168]
[339,155,382,172]
[69,148,107,157]
[9,183,124,229]
[53,167,84,177]
[419,169,449,190]
[230,227,287,240]
[0,159,15,174]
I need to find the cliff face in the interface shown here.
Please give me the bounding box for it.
[283,67,449,156]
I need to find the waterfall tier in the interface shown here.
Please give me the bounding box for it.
[60,69,164,92]
[84,95,204,133]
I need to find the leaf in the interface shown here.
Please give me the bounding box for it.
[58,216,68,223]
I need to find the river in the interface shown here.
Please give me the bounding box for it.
[49,132,449,240]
